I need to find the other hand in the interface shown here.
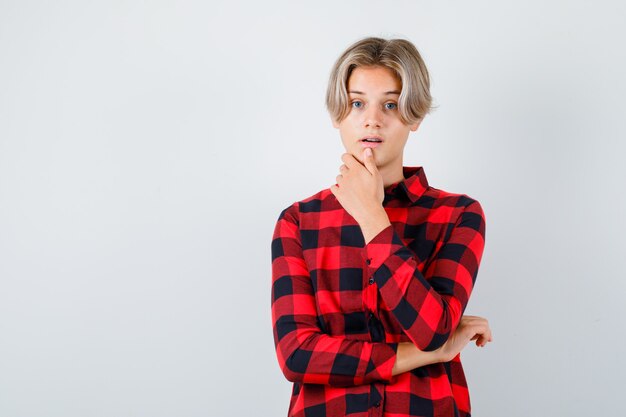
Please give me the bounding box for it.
[435,315,493,362]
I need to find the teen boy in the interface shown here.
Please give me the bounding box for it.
[271,37,492,417]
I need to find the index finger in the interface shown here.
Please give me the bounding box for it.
[341,152,362,169]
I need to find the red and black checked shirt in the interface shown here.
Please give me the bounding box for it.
[270,166,486,417]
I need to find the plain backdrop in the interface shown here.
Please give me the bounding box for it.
[1,1,625,416]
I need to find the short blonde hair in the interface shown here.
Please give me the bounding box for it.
[325,36,436,125]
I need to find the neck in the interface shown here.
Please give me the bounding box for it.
[378,160,405,189]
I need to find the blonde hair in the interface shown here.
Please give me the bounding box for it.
[325,36,436,125]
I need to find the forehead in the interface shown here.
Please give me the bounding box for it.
[347,66,401,94]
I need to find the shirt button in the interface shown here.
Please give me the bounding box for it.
[375,401,381,407]
[369,277,375,285]
[365,258,371,265]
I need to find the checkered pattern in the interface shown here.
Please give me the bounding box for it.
[271,166,486,417]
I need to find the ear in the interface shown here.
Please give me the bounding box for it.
[409,119,422,132]
[331,117,339,129]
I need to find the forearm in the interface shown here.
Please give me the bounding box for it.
[273,204,400,387]
[391,342,443,376]
[278,330,398,386]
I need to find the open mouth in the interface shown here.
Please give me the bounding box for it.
[360,137,383,143]
[360,137,383,148]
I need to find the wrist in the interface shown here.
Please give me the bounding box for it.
[392,342,444,376]
[432,346,449,363]
[359,207,390,244]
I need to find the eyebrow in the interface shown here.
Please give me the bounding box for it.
[348,90,401,95]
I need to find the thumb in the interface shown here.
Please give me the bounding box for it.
[363,148,378,175]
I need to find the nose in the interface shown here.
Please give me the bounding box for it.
[363,105,383,129]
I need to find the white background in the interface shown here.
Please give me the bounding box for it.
[1,1,625,416]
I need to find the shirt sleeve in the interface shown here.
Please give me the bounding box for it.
[363,199,486,352]
[271,203,398,387]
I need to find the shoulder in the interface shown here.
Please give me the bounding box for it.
[426,185,484,213]
[275,187,337,225]
[423,186,486,233]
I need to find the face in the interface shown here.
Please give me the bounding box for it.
[332,65,421,170]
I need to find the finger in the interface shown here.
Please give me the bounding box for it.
[477,338,491,347]
[474,320,492,342]
[471,326,493,346]
[463,322,490,341]
[484,327,493,342]
[465,317,492,339]
[362,148,377,175]
[341,152,360,169]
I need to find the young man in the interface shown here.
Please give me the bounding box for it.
[271,37,492,417]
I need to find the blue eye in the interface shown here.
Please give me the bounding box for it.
[350,101,396,110]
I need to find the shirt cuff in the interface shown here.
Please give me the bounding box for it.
[363,224,405,273]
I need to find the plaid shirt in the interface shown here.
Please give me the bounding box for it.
[271,166,486,417]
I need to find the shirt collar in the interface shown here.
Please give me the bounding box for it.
[384,166,430,203]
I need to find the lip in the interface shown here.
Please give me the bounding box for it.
[360,136,384,142]
[359,136,384,148]
[360,141,381,149]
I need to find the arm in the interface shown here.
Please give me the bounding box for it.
[392,342,443,375]
[362,199,486,352]
[271,203,441,386]
[271,203,394,386]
